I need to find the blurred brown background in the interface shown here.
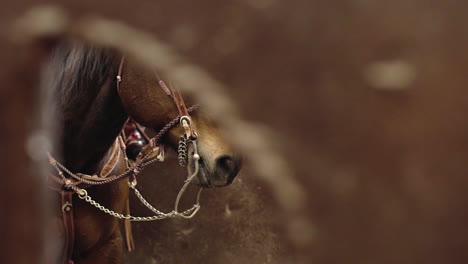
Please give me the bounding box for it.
[1,0,468,263]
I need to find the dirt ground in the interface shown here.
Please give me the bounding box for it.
[124,153,285,264]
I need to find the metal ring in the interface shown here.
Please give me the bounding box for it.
[77,189,87,199]
[190,131,198,140]
[128,179,137,188]
[62,202,73,213]
[180,116,191,125]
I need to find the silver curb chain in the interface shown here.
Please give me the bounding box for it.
[76,140,202,221]
[78,188,199,221]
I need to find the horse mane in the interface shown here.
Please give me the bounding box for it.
[45,41,125,171]
[51,41,117,118]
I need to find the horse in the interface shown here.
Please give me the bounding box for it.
[43,40,242,264]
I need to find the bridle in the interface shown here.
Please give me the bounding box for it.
[48,56,206,263]
[49,56,205,218]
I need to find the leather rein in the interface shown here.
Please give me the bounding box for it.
[48,57,203,264]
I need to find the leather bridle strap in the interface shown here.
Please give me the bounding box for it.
[61,190,75,264]
[171,86,189,117]
[157,75,173,98]
[46,174,76,264]
[170,86,197,139]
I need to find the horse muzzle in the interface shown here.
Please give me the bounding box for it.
[189,154,242,188]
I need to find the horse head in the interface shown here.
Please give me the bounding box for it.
[117,57,242,187]
[46,41,243,264]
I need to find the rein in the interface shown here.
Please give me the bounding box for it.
[48,57,203,263]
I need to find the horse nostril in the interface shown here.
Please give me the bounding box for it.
[215,155,240,183]
[216,156,235,173]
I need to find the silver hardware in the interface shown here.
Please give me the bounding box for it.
[178,135,189,167]
[75,140,203,221]
[48,108,203,222]
[62,202,73,213]
[180,116,191,126]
